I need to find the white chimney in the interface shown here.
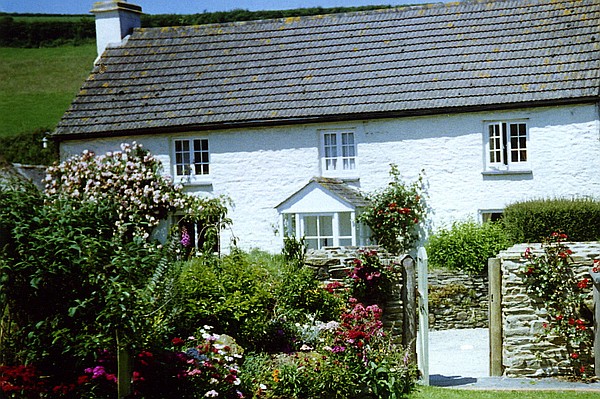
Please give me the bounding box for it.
[91,1,142,62]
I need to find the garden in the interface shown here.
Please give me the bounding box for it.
[1,143,599,398]
[0,144,421,398]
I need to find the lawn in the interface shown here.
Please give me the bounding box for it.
[0,44,96,138]
[412,386,600,399]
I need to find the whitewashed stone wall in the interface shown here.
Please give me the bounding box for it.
[497,242,599,377]
[59,102,600,253]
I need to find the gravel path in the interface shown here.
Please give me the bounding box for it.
[425,328,600,391]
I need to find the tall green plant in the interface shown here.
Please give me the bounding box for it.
[427,219,512,275]
[358,165,427,255]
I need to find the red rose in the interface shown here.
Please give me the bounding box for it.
[171,337,185,346]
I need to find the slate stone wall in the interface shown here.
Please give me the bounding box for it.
[428,269,489,330]
[304,247,405,341]
[497,242,599,377]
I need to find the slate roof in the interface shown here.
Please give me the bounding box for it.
[54,0,600,139]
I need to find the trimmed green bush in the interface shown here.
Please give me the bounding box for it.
[503,198,600,243]
[426,220,511,275]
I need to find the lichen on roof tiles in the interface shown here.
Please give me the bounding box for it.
[55,0,600,137]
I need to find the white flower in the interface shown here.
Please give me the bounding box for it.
[205,390,219,397]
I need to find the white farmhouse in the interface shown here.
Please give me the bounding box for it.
[53,0,600,253]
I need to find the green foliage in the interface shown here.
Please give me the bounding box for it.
[521,233,594,379]
[0,129,58,165]
[173,250,277,351]
[0,146,229,390]
[275,265,345,323]
[282,235,306,268]
[358,165,427,255]
[503,198,600,243]
[427,219,512,275]
[0,16,95,47]
[142,6,395,28]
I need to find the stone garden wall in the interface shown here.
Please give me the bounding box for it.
[428,269,488,330]
[304,247,405,341]
[305,247,489,336]
[496,242,599,377]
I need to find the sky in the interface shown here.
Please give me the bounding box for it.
[0,0,444,15]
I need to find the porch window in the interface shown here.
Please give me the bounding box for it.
[283,212,356,250]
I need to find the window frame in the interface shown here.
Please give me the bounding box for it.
[319,129,358,177]
[483,120,530,173]
[172,137,211,183]
[282,211,358,250]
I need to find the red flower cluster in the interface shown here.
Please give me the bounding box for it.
[577,278,590,289]
[334,300,384,363]
[324,281,344,293]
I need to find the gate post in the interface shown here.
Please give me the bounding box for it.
[589,265,600,378]
[488,257,503,376]
[402,255,417,363]
[417,247,429,385]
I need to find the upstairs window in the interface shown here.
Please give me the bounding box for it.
[321,130,356,175]
[485,121,529,172]
[174,138,209,177]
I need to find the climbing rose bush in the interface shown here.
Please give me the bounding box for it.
[358,164,427,255]
[521,232,594,379]
[44,142,186,239]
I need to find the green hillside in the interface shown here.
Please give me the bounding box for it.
[0,44,96,138]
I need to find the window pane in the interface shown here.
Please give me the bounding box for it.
[320,238,332,248]
[319,216,333,236]
[305,238,318,250]
[339,238,352,246]
[488,124,502,164]
[339,212,352,236]
[304,216,318,236]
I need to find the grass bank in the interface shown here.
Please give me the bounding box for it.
[0,44,96,138]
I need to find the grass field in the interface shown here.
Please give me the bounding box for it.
[412,386,600,399]
[0,44,96,138]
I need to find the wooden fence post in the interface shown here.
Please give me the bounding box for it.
[117,331,133,399]
[488,257,503,376]
[402,255,417,362]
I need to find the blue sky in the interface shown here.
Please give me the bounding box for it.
[1,0,443,15]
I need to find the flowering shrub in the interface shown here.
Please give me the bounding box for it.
[521,233,594,379]
[44,142,183,240]
[78,327,244,398]
[0,365,46,398]
[358,164,427,255]
[347,249,399,304]
[240,296,417,399]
